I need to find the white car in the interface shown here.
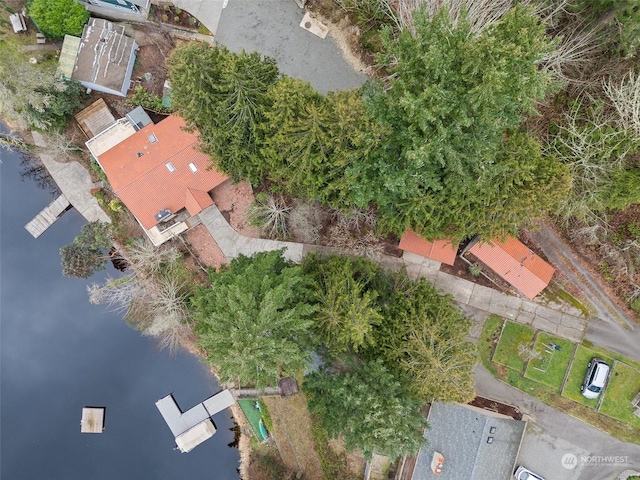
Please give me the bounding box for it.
[580,358,610,399]
[514,466,545,480]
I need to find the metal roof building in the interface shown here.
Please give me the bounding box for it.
[399,229,459,266]
[58,18,138,97]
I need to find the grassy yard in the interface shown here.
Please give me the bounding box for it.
[600,362,640,427]
[478,319,640,444]
[524,333,574,390]
[492,321,535,372]
[562,345,613,408]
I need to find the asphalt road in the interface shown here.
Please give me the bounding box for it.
[473,365,640,480]
[215,0,369,94]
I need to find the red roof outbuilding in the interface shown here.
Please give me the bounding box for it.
[398,229,459,266]
[468,237,554,299]
[98,115,229,230]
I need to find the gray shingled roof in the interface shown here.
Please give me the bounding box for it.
[412,402,526,480]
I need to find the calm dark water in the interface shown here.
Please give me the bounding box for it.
[0,127,240,479]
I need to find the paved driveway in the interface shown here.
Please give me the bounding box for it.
[473,365,640,480]
[215,0,368,94]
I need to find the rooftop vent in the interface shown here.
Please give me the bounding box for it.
[137,151,143,157]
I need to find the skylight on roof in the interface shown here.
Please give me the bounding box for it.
[165,162,176,172]
[148,133,157,143]
[188,162,198,173]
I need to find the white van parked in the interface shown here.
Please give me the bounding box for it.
[580,358,610,399]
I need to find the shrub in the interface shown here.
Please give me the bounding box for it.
[247,193,291,239]
[28,0,89,39]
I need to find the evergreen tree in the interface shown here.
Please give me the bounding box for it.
[191,250,316,387]
[372,279,477,404]
[168,43,279,182]
[351,5,558,241]
[303,254,384,354]
[305,359,429,460]
[60,221,113,278]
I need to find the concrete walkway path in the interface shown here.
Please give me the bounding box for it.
[31,132,110,225]
[198,205,302,262]
[198,204,589,344]
[402,252,588,343]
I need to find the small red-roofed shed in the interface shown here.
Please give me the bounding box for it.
[398,229,459,266]
[468,237,554,299]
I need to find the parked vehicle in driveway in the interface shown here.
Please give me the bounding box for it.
[580,358,610,399]
[514,465,545,480]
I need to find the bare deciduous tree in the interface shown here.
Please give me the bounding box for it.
[541,22,604,85]
[87,239,193,354]
[603,70,640,136]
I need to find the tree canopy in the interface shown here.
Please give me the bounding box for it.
[349,5,563,241]
[0,42,87,131]
[168,42,279,183]
[305,359,428,460]
[303,253,387,354]
[371,278,478,404]
[28,0,89,39]
[60,221,113,278]
[191,250,317,387]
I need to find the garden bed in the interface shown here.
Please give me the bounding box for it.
[148,3,210,34]
[479,319,640,444]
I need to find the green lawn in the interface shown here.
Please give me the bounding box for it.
[492,321,535,372]
[478,321,640,444]
[524,333,574,390]
[238,398,264,439]
[600,362,640,427]
[562,345,613,408]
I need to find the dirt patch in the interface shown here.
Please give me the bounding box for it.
[468,396,523,420]
[262,394,324,480]
[210,179,259,237]
[327,437,366,478]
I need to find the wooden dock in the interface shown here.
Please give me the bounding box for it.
[25,195,71,238]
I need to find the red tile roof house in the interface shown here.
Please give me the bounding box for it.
[467,237,555,299]
[398,229,459,266]
[98,115,230,246]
